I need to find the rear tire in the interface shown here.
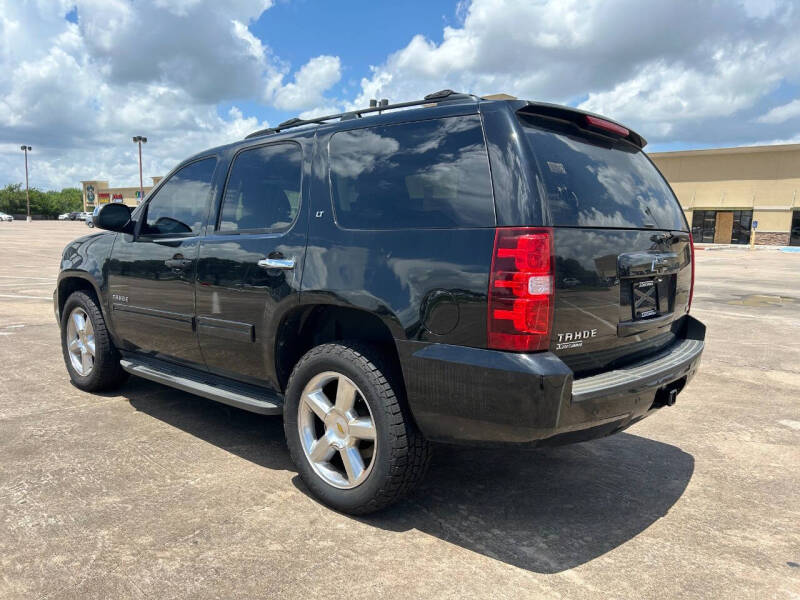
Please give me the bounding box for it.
[284,342,431,514]
[60,291,128,392]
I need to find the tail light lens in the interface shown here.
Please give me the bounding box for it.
[488,227,554,352]
[688,233,695,312]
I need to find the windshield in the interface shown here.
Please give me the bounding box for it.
[521,115,687,231]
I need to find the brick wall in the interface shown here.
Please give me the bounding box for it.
[754,232,790,245]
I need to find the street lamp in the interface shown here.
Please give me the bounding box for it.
[132,136,147,202]
[20,145,32,222]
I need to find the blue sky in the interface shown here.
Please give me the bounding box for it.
[2,0,800,189]
[219,0,461,127]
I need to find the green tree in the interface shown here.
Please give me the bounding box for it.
[0,184,83,217]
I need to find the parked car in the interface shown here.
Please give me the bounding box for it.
[85,206,101,228]
[54,90,705,514]
[0,211,13,222]
[58,213,70,220]
[67,212,80,221]
[78,211,91,221]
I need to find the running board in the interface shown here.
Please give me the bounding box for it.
[120,358,283,415]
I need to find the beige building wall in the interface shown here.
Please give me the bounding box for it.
[81,176,162,211]
[650,144,800,245]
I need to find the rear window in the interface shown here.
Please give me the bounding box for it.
[521,115,686,230]
[329,115,494,229]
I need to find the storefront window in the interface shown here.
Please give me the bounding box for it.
[790,210,800,247]
[692,209,752,244]
[691,210,716,243]
[731,210,753,244]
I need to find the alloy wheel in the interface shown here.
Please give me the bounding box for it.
[297,371,377,489]
[66,306,95,376]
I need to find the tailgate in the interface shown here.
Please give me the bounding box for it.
[551,228,692,376]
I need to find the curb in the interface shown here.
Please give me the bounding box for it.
[694,244,799,252]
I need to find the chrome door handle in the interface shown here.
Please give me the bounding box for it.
[258,257,295,270]
[164,258,192,270]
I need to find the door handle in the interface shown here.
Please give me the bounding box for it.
[164,258,192,269]
[258,257,295,270]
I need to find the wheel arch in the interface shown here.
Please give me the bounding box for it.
[274,303,404,395]
[57,272,106,325]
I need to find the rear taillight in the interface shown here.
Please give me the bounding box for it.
[488,227,554,352]
[688,233,695,312]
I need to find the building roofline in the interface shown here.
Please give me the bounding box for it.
[649,142,800,159]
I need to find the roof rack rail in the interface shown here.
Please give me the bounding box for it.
[244,89,475,140]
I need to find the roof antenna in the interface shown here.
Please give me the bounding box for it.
[369,99,377,108]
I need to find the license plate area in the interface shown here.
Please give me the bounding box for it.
[632,278,659,320]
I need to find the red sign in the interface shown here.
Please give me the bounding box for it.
[112,193,123,203]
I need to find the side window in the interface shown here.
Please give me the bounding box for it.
[218,143,302,233]
[143,158,217,235]
[330,115,494,229]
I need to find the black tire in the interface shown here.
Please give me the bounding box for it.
[284,342,431,515]
[60,291,128,392]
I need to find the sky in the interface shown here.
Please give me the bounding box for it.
[1,0,800,190]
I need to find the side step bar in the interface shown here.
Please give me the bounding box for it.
[120,358,283,415]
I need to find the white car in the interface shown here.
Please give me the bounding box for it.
[0,212,13,222]
[86,206,101,227]
[77,211,91,221]
[58,213,70,220]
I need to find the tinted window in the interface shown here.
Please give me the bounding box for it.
[692,209,752,245]
[691,210,717,243]
[219,143,302,232]
[330,116,494,229]
[521,115,686,230]
[144,158,217,235]
[731,209,752,245]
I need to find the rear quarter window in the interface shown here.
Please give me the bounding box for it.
[521,115,686,231]
[329,115,495,230]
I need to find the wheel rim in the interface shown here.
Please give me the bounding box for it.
[66,306,95,376]
[298,371,377,489]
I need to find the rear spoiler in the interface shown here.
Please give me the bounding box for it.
[516,102,647,149]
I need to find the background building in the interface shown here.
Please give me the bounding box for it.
[650,144,800,246]
[81,176,163,211]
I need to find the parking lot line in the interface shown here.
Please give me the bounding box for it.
[0,293,52,300]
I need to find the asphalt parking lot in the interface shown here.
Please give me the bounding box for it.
[0,221,798,599]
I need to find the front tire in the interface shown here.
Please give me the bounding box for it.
[60,291,128,392]
[284,342,431,514]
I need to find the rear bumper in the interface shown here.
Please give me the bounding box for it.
[398,316,705,445]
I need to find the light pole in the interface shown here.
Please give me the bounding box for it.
[20,145,32,221]
[132,136,147,202]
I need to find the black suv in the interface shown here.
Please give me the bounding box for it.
[55,90,705,514]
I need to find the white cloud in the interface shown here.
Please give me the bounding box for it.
[353,0,800,148]
[3,0,800,191]
[273,55,342,111]
[756,99,800,124]
[0,0,341,190]
[298,105,343,121]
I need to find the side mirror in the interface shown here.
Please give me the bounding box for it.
[95,203,133,233]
